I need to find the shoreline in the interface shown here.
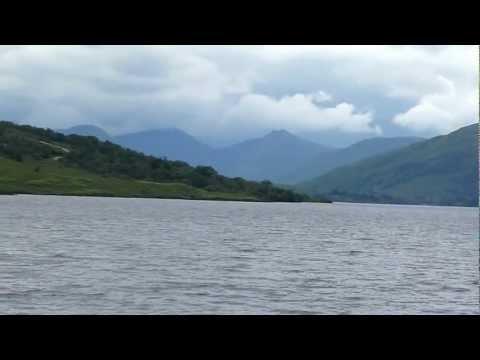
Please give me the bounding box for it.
[0,191,331,204]
[2,192,475,207]
[330,199,478,208]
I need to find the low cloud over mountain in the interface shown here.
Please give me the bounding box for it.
[1,46,477,146]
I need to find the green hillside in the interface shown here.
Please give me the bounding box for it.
[0,121,310,202]
[0,157,261,200]
[297,123,478,207]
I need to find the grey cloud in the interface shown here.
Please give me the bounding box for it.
[0,45,475,144]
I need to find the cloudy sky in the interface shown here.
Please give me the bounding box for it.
[0,45,477,146]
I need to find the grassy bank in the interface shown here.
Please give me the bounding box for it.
[0,157,260,201]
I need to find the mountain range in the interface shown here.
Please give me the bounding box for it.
[8,121,478,206]
[296,123,478,207]
[278,135,423,183]
[59,125,423,184]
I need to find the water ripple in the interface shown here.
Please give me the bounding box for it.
[0,195,478,314]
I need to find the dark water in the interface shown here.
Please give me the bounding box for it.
[0,195,478,314]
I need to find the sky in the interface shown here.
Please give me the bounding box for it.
[0,45,477,147]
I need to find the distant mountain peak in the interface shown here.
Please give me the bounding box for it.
[120,127,192,138]
[265,129,294,138]
[60,124,111,141]
[113,127,212,166]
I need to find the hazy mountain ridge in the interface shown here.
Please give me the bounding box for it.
[31,122,479,206]
[59,125,112,142]
[62,125,422,185]
[62,126,333,182]
[296,123,478,207]
[279,136,424,184]
[114,128,213,167]
[210,130,333,182]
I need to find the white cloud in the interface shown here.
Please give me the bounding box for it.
[311,91,333,104]
[0,45,476,140]
[393,75,478,133]
[247,45,477,134]
[224,92,379,135]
